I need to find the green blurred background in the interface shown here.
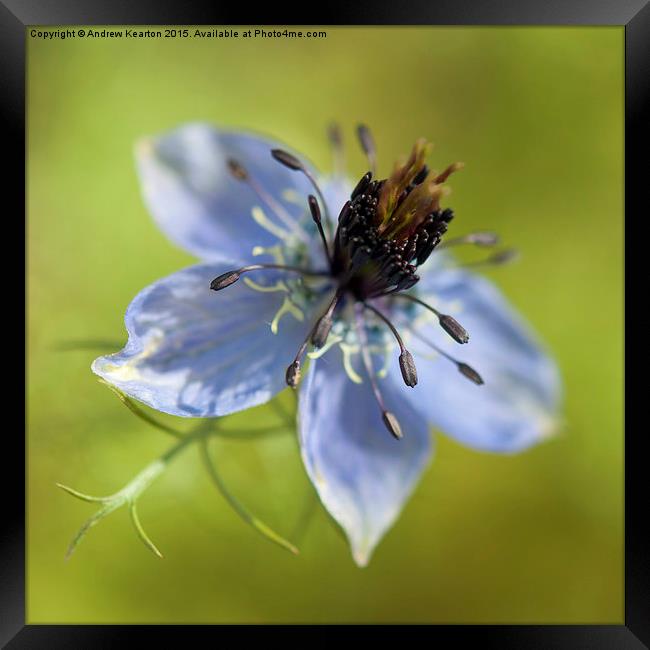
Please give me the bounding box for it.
[27,27,623,623]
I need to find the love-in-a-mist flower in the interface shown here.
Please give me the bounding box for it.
[93,123,562,566]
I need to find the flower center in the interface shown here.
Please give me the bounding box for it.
[211,125,497,440]
[332,140,459,300]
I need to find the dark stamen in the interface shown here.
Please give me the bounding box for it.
[210,271,241,292]
[270,148,333,240]
[382,411,403,440]
[285,360,301,389]
[227,157,309,242]
[308,195,332,268]
[363,302,418,388]
[438,231,499,249]
[460,249,520,269]
[351,171,372,200]
[390,294,469,344]
[210,264,328,292]
[227,159,248,181]
[270,149,303,170]
[311,289,344,348]
[408,327,484,385]
[398,349,418,389]
[438,315,470,344]
[356,124,377,176]
[354,304,403,439]
[312,315,333,349]
[285,335,311,389]
[286,312,329,388]
[327,122,345,175]
[457,363,484,385]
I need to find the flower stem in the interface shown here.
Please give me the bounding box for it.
[59,420,299,560]
[199,439,299,555]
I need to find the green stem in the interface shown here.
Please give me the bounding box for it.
[60,423,212,559]
[60,421,300,560]
[199,438,298,555]
[113,422,212,502]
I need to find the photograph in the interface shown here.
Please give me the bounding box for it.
[26,24,624,626]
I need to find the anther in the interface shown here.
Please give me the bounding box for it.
[271,148,333,239]
[382,411,403,440]
[327,122,345,175]
[227,158,248,181]
[285,360,301,388]
[327,122,343,150]
[363,302,418,388]
[270,149,303,171]
[458,363,484,385]
[440,208,455,223]
[227,156,310,242]
[286,316,327,388]
[311,290,344,348]
[439,315,470,344]
[311,314,333,349]
[308,194,332,267]
[408,327,484,385]
[439,231,499,249]
[356,124,377,176]
[351,172,372,200]
[394,274,420,292]
[391,294,469,344]
[337,200,352,225]
[461,249,519,269]
[209,264,329,292]
[210,270,241,291]
[354,304,404,440]
[398,349,418,388]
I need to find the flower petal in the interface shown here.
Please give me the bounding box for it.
[135,123,318,261]
[402,266,562,453]
[93,263,307,417]
[298,352,432,566]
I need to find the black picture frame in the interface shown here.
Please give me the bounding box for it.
[9,1,645,645]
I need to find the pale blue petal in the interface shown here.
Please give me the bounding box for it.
[400,266,562,453]
[298,351,432,566]
[92,263,307,417]
[135,123,318,262]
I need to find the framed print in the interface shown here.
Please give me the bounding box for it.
[7,0,647,645]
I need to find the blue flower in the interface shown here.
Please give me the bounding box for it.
[93,123,562,566]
